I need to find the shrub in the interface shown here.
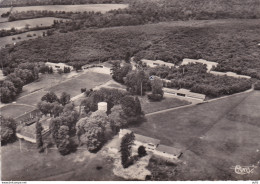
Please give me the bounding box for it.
[81,88,86,93]
[12,37,16,40]
[27,33,32,37]
[254,81,260,90]
[148,93,163,101]
[138,145,147,157]
[17,36,21,39]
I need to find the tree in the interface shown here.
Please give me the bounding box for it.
[120,95,143,124]
[138,145,147,157]
[0,80,17,103]
[37,101,54,116]
[120,132,135,168]
[148,78,164,101]
[75,111,112,152]
[125,70,150,95]
[41,91,59,103]
[111,61,132,83]
[59,92,71,106]
[108,105,128,131]
[36,121,44,152]
[51,102,64,117]
[6,73,24,93]
[1,116,16,145]
[57,125,71,155]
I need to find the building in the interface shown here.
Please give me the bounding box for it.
[181,58,218,72]
[97,102,108,113]
[141,59,175,68]
[45,62,73,72]
[16,110,51,143]
[119,129,182,160]
[163,87,206,101]
[153,145,182,159]
[209,71,251,79]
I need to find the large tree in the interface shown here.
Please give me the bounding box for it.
[120,132,135,168]
[41,91,59,103]
[125,70,151,96]
[36,121,44,152]
[1,116,17,145]
[148,78,164,101]
[111,61,132,84]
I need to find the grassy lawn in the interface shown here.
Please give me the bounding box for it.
[1,140,122,181]
[0,104,34,118]
[16,90,47,107]
[48,71,111,97]
[130,91,260,180]
[140,96,191,114]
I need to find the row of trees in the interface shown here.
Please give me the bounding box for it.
[36,91,79,155]
[0,0,125,7]
[0,62,51,103]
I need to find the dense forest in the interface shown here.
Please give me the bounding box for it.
[0,0,126,7]
[1,19,259,79]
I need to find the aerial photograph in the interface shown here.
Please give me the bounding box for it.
[0,0,260,182]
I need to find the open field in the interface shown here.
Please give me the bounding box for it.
[0,104,34,118]
[0,29,45,48]
[140,96,191,114]
[1,141,123,181]
[0,17,66,30]
[48,72,110,97]
[130,90,260,180]
[1,71,111,118]
[7,4,128,13]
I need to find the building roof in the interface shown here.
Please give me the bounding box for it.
[141,59,175,67]
[163,88,205,99]
[156,144,182,156]
[135,134,161,146]
[182,58,218,72]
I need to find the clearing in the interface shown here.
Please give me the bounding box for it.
[0,30,46,48]
[0,17,66,30]
[1,4,128,14]
[130,90,260,180]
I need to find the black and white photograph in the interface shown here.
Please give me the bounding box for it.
[0,0,260,182]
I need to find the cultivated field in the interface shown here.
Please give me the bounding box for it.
[0,17,66,30]
[0,30,46,48]
[130,91,260,180]
[1,4,128,14]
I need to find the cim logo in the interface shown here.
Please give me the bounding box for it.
[230,165,257,175]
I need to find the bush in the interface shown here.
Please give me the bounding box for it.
[27,33,32,37]
[81,88,86,93]
[1,117,17,145]
[138,145,147,157]
[12,37,16,40]
[33,33,36,36]
[254,81,260,90]
[17,36,21,39]
[148,93,163,101]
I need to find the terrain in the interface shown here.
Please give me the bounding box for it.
[1,19,259,78]
[130,90,260,180]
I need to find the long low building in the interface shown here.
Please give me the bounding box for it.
[141,59,175,68]
[119,129,182,160]
[163,87,206,101]
[210,71,251,79]
[181,58,218,72]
